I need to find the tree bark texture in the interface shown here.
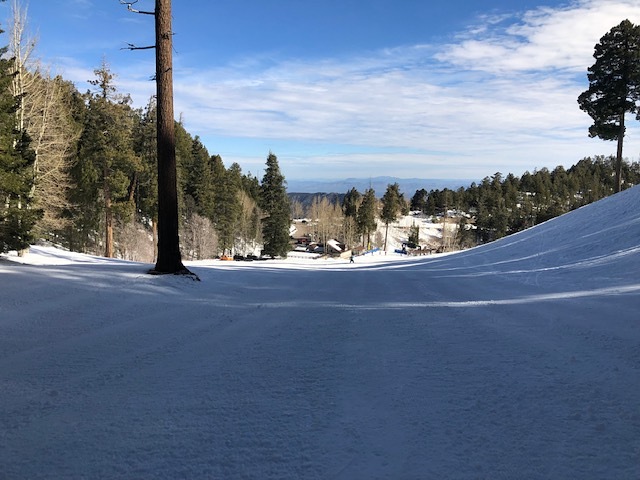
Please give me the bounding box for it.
[616,112,625,193]
[153,0,185,273]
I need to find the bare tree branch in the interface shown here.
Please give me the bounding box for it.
[121,43,155,51]
[119,2,156,52]
[119,0,154,15]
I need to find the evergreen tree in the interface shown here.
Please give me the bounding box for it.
[578,19,640,192]
[0,32,41,253]
[341,187,361,248]
[132,97,158,248]
[227,162,248,251]
[237,170,263,254]
[241,172,261,204]
[76,62,138,257]
[398,191,409,215]
[174,120,197,225]
[186,137,214,218]
[125,97,167,260]
[410,188,428,213]
[342,187,361,218]
[211,156,241,254]
[260,152,290,257]
[67,127,100,253]
[357,188,377,249]
[380,183,402,251]
[408,223,419,245]
[424,192,437,216]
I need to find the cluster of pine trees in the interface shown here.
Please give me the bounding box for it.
[408,157,640,246]
[0,1,294,261]
[0,59,291,261]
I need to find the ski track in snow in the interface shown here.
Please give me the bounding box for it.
[1,187,640,479]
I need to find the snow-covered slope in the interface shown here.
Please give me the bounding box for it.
[1,187,639,479]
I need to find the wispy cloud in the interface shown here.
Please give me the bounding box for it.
[438,0,640,72]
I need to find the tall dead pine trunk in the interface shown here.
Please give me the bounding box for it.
[615,112,625,193]
[153,0,186,273]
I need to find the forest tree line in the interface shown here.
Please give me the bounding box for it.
[409,156,640,246]
[289,155,640,253]
[2,8,640,260]
[0,54,291,259]
[73,70,293,261]
[2,55,639,259]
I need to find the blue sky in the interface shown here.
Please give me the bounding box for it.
[3,0,640,181]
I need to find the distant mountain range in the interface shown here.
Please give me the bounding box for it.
[286,177,475,196]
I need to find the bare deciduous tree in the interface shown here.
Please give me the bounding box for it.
[117,220,155,262]
[8,0,76,237]
[310,196,344,253]
[182,213,217,260]
[290,199,304,220]
[235,190,262,256]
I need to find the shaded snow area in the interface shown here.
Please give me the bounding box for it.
[2,188,640,480]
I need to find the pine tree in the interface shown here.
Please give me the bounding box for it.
[578,19,640,193]
[260,152,290,257]
[0,32,41,253]
[211,156,241,255]
[132,97,159,257]
[380,183,402,251]
[410,188,428,213]
[76,62,138,258]
[408,223,419,245]
[341,187,361,248]
[357,188,377,250]
[184,136,214,218]
[342,187,361,218]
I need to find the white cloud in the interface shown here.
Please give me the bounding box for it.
[438,0,640,72]
[92,0,640,179]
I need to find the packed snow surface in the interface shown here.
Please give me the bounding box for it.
[1,187,640,479]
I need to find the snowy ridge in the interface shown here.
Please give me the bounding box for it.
[1,187,639,479]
